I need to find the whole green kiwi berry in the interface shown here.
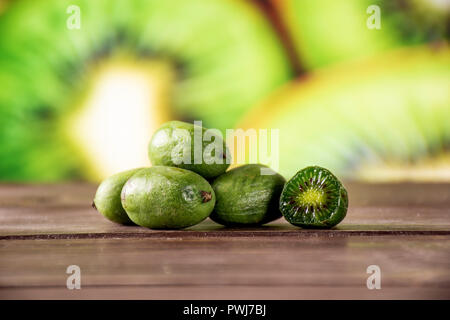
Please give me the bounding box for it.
[121,166,215,229]
[210,164,286,226]
[93,168,144,225]
[148,121,230,179]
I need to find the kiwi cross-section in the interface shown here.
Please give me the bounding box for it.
[272,0,449,69]
[0,0,292,181]
[280,166,348,228]
[238,45,450,181]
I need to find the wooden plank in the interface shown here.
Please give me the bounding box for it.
[0,183,449,238]
[1,182,449,208]
[3,286,450,300]
[0,182,449,299]
[0,236,449,299]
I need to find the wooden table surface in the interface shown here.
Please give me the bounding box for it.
[0,182,449,299]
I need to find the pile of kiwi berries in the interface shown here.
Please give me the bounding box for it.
[93,120,348,229]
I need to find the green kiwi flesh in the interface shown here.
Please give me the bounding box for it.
[280,166,348,228]
[0,0,292,181]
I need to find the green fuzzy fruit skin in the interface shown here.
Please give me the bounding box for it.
[210,164,286,226]
[148,121,230,179]
[280,166,348,229]
[93,168,144,225]
[121,166,215,229]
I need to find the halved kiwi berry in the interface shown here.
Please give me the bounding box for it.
[280,166,348,228]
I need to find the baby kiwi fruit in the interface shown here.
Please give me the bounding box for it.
[210,164,285,226]
[93,168,144,225]
[121,166,215,229]
[280,166,348,228]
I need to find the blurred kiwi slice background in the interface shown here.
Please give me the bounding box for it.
[0,0,449,183]
[0,0,292,181]
[238,45,450,182]
[271,0,449,69]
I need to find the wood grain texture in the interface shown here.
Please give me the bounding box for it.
[0,182,449,299]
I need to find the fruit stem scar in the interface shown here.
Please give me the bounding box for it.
[200,191,212,203]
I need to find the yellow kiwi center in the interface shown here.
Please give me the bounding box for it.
[297,187,326,208]
[63,54,175,181]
